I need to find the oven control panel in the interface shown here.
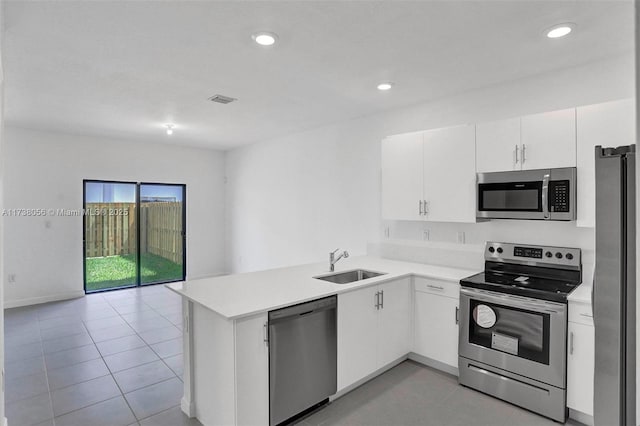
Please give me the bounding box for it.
[513,246,542,259]
[485,241,581,269]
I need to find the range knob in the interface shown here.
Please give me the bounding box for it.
[555,252,563,259]
[545,251,553,258]
[488,247,495,253]
[496,247,503,254]
[566,253,574,260]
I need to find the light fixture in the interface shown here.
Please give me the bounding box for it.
[165,124,174,135]
[377,82,394,91]
[252,31,278,46]
[546,23,575,39]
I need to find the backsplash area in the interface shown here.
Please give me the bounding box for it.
[384,219,594,251]
[368,240,485,271]
[371,220,595,286]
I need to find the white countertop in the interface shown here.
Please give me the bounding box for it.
[166,256,476,320]
[567,271,593,305]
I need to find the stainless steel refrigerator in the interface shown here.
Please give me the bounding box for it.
[594,144,636,426]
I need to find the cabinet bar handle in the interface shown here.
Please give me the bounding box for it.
[424,200,429,214]
[522,144,526,164]
[514,144,519,164]
[419,200,423,216]
[380,290,384,309]
[427,284,444,291]
[374,291,380,310]
[455,306,459,324]
[263,322,269,346]
[569,331,574,355]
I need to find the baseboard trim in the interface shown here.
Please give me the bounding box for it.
[181,396,196,418]
[331,355,408,400]
[568,408,594,426]
[4,291,85,309]
[408,352,459,377]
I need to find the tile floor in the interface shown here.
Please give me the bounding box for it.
[301,360,583,426]
[6,285,584,426]
[4,284,201,426]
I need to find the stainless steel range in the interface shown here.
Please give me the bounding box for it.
[458,241,582,423]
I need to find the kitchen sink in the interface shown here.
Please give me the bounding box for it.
[314,269,386,284]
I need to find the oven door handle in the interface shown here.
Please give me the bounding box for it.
[460,288,566,313]
[542,173,550,219]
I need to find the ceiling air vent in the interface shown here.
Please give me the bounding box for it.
[208,94,237,104]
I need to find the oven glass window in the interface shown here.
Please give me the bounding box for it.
[478,181,542,212]
[468,299,550,364]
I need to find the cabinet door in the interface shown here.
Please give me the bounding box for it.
[476,117,521,172]
[235,313,269,426]
[377,278,412,368]
[567,321,595,416]
[337,286,379,391]
[422,125,476,223]
[520,108,576,170]
[381,132,424,220]
[414,292,459,367]
[576,99,635,227]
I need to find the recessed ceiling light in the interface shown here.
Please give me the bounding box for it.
[546,23,575,39]
[165,124,174,135]
[377,82,394,91]
[252,31,278,46]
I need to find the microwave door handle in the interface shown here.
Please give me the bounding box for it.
[542,173,550,219]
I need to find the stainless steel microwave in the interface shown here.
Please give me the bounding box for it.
[477,167,576,221]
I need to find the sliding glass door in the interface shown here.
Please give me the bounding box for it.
[83,180,186,293]
[139,184,185,285]
[83,181,138,292]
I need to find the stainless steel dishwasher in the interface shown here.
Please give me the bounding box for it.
[268,295,337,426]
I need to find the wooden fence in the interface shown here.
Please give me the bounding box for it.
[84,202,183,265]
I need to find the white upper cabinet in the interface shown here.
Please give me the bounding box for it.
[576,99,635,228]
[423,125,476,223]
[476,108,576,173]
[381,132,423,221]
[476,117,521,173]
[520,108,576,170]
[381,125,476,223]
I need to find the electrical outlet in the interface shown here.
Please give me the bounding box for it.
[422,230,430,241]
[456,231,465,244]
[7,274,16,284]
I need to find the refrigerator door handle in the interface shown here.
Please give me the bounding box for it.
[542,173,550,219]
[591,278,595,324]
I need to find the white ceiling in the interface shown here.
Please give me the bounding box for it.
[3,1,635,150]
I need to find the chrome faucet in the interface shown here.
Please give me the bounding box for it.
[329,248,349,271]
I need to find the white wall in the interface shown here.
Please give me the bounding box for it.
[2,126,226,307]
[226,54,635,273]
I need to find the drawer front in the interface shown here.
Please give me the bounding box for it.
[568,301,593,326]
[414,277,459,299]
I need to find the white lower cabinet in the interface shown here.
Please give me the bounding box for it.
[567,320,595,416]
[377,279,413,367]
[337,285,379,390]
[337,278,411,391]
[413,283,459,368]
[235,313,270,426]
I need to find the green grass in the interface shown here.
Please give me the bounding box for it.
[85,253,183,292]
